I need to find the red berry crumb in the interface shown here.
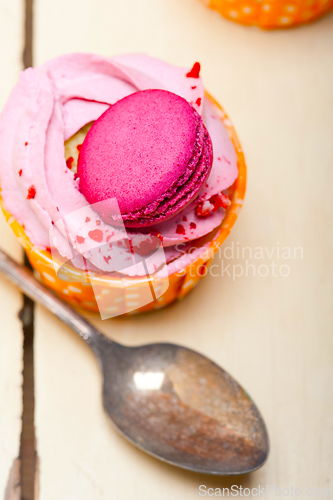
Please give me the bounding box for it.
[134,238,160,256]
[196,201,211,217]
[25,142,28,146]
[123,239,134,253]
[76,235,85,244]
[211,193,231,210]
[18,169,22,177]
[186,62,201,79]
[66,157,74,169]
[88,229,103,242]
[190,222,196,229]
[96,220,101,226]
[182,216,187,222]
[150,230,163,241]
[103,255,111,264]
[196,192,231,217]
[196,98,202,107]
[176,224,185,235]
[27,185,36,199]
[191,86,197,90]
[74,173,79,180]
[77,144,82,152]
[85,217,90,222]
[46,247,51,253]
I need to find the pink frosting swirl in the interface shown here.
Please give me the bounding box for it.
[0,53,238,276]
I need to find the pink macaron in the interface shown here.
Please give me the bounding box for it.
[77,89,213,228]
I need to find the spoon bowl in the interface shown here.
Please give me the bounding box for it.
[0,248,268,475]
[100,340,268,474]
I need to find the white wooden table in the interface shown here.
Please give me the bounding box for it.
[0,2,24,499]
[1,0,333,498]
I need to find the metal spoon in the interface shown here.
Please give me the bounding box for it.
[0,248,268,475]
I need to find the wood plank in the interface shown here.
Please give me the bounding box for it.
[4,459,20,500]
[0,1,25,497]
[34,1,333,497]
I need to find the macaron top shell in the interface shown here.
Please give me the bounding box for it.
[77,89,213,228]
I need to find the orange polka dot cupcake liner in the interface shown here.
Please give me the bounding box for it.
[0,94,246,317]
[201,0,333,28]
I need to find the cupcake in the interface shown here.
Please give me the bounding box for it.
[0,54,246,318]
[201,0,333,28]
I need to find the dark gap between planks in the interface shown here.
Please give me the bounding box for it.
[20,0,36,499]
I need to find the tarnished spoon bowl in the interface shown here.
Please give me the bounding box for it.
[0,249,268,475]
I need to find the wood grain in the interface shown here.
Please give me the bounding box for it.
[4,459,21,500]
[0,2,25,498]
[33,1,333,498]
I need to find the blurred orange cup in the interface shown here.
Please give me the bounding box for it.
[201,0,333,28]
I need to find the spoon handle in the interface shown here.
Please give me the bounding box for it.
[0,248,106,350]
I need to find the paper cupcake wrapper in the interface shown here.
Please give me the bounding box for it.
[0,93,246,317]
[202,0,333,28]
